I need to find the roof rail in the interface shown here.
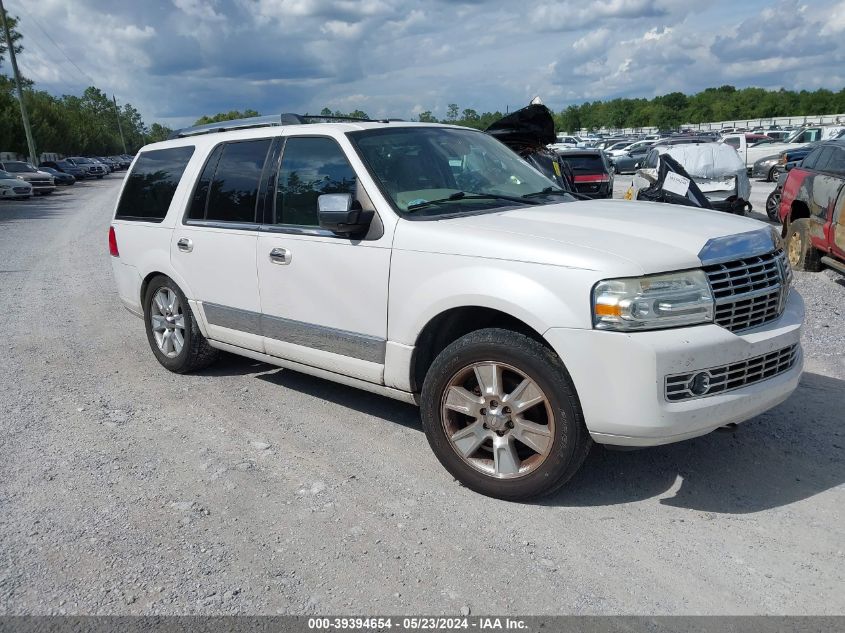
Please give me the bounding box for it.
[169,112,399,139]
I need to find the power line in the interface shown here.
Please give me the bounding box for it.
[7,1,97,86]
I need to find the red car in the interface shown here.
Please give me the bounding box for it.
[779,139,845,273]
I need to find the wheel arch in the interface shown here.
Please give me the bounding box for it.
[410,306,551,393]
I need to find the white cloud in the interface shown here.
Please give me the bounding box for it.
[4,0,843,128]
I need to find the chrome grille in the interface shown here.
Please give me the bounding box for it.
[665,344,799,402]
[704,249,790,332]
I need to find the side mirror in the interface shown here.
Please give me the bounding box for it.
[318,193,373,236]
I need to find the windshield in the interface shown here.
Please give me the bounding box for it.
[4,162,35,173]
[348,127,568,216]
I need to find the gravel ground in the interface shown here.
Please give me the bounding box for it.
[0,178,843,616]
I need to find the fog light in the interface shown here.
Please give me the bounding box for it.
[689,372,711,396]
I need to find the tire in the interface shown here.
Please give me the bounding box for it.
[767,166,778,182]
[420,328,592,501]
[786,219,822,272]
[765,191,781,221]
[143,275,218,373]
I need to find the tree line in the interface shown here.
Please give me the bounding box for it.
[0,9,170,157]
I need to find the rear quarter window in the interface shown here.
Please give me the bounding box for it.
[115,146,195,222]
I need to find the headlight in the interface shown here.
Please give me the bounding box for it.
[592,270,714,331]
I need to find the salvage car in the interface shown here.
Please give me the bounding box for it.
[778,139,845,274]
[554,148,613,198]
[485,104,576,193]
[632,143,751,213]
[109,113,804,500]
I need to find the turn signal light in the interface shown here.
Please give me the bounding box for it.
[108,226,119,257]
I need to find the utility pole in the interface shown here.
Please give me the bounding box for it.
[113,95,127,153]
[0,0,37,165]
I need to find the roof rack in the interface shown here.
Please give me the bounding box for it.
[169,112,399,139]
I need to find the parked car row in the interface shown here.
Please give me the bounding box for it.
[0,154,132,200]
[777,138,845,276]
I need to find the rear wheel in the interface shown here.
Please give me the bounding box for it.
[143,276,218,373]
[420,328,591,501]
[786,219,822,271]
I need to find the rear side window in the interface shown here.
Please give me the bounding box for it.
[188,140,271,223]
[115,146,194,222]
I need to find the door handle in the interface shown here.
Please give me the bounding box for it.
[177,237,193,253]
[269,247,292,265]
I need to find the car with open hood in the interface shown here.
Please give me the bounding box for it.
[108,113,803,500]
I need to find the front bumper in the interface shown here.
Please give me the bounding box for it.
[544,289,804,446]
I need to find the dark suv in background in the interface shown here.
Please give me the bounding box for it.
[553,148,613,198]
[779,139,845,274]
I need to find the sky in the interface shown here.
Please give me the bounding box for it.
[5,0,845,128]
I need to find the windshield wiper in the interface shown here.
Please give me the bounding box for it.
[406,191,539,212]
[522,186,571,199]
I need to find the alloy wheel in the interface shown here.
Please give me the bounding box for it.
[440,361,554,479]
[150,287,185,358]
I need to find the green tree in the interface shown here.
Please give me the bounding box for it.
[446,103,459,121]
[194,109,260,125]
[417,110,437,123]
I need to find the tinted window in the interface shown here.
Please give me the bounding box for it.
[275,137,357,226]
[809,147,835,172]
[115,146,195,222]
[801,147,823,170]
[724,138,740,149]
[559,155,605,171]
[202,140,270,223]
[827,147,845,175]
[187,145,224,220]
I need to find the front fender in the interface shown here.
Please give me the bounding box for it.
[387,250,600,345]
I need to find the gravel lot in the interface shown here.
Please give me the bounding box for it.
[1,177,843,616]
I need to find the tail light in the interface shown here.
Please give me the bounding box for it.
[108,226,119,257]
[573,174,611,183]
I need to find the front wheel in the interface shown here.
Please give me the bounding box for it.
[765,190,781,221]
[420,328,591,501]
[143,276,218,373]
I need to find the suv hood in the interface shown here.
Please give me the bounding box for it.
[393,199,767,275]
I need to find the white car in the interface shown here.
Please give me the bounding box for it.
[109,115,804,500]
[0,169,33,199]
[722,125,845,169]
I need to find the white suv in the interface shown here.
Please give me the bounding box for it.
[109,114,804,500]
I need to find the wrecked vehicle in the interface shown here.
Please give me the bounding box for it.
[485,104,575,192]
[630,143,751,214]
[554,148,614,199]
